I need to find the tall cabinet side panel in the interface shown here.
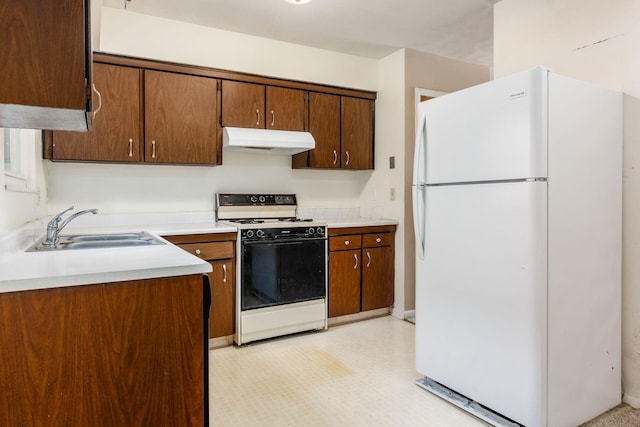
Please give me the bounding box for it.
[547,74,623,426]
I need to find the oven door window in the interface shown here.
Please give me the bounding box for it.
[241,239,326,310]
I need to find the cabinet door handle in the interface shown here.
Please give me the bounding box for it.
[128,138,133,157]
[366,251,371,268]
[353,253,358,269]
[256,109,260,126]
[333,149,337,165]
[92,83,102,118]
[195,249,201,255]
[344,240,350,246]
[271,110,275,127]
[151,140,156,158]
[376,237,381,243]
[222,263,227,283]
[345,151,350,165]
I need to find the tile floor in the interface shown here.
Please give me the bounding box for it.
[209,316,487,426]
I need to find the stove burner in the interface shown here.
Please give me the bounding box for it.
[231,219,265,224]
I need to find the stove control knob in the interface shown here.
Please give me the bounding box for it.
[316,227,324,235]
[258,195,266,203]
[307,228,315,235]
[250,195,258,203]
[256,229,265,238]
[246,230,254,238]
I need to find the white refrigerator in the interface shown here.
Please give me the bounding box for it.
[412,67,622,427]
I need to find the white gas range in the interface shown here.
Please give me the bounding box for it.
[216,193,328,345]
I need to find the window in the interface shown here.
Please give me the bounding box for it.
[2,128,38,193]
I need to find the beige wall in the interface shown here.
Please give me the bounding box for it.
[495,0,640,407]
[0,131,48,233]
[45,7,380,217]
[402,50,489,312]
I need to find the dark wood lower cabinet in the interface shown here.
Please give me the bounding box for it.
[362,246,394,311]
[0,274,206,427]
[328,225,396,318]
[329,249,361,317]
[210,259,235,337]
[165,233,236,339]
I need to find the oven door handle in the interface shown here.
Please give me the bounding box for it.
[243,238,327,245]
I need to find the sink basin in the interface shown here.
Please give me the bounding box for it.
[67,233,148,242]
[27,231,166,252]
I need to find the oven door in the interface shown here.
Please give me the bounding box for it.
[241,237,326,311]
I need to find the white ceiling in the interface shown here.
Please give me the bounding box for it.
[103,0,499,67]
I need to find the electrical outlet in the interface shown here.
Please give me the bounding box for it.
[390,188,396,200]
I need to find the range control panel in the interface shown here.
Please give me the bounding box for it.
[217,193,296,207]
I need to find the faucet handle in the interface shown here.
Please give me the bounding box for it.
[51,206,74,223]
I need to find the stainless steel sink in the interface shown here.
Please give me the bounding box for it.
[27,231,166,252]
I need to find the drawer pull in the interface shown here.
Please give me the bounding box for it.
[195,249,201,255]
[344,240,350,246]
[376,237,381,243]
[222,263,227,283]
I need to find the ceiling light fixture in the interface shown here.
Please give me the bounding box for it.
[284,0,313,4]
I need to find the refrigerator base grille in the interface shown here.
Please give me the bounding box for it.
[416,377,522,427]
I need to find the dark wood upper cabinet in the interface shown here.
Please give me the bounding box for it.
[294,94,374,170]
[221,81,265,128]
[341,97,374,170]
[49,58,220,166]
[293,92,341,168]
[43,52,375,168]
[0,0,92,131]
[52,63,143,162]
[265,86,307,131]
[144,70,218,165]
[221,81,307,131]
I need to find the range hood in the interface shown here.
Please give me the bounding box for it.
[223,127,315,155]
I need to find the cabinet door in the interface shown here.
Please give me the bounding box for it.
[221,80,265,128]
[52,63,143,162]
[341,97,374,170]
[329,250,361,317]
[209,259,235,338]
[265,86,307,131]
[308,92,341,168]
[362,246,394,311]
[0,0,90,130]
[145,70,218,164]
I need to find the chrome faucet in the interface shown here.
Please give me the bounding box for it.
[43,206,98,247]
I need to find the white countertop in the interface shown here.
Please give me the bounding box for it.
[0,210,397,294]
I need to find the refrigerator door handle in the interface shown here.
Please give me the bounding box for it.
[413,109,428,260]
[413,110,428,185]
[413,185,426,260]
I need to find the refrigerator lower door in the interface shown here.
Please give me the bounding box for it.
[415,181,547,427]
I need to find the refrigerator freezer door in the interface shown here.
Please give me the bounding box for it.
[415,181,547,426]
[418,67,548,184]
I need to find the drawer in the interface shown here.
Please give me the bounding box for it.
[362,233,393,248]
[179,241,234,260]
[329,235,362,251]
